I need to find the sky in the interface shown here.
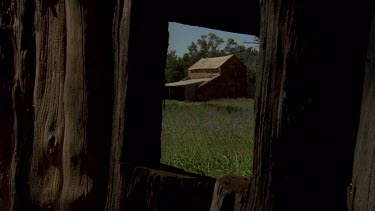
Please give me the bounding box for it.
[168,22,259,57]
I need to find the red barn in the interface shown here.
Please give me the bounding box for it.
[165,54,248,101]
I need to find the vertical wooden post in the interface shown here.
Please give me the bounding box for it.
[8,0,36,209]
[59,0,115,209]
[246,1,372,210]
[352,3,375,211]
[106,0,132,209]
[28,0,66,209]
[0,5,14,210]
[106,0,168,209]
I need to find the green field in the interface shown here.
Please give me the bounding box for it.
[161,98,255,178]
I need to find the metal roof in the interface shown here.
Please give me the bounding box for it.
[188,55,233,70]
[165,78,210,87]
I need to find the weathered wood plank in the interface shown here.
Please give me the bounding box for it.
[352,4,375,211]
[0,9,14,210]
[106,0,168,209]
[28,0,66,209]
[105,1,131,209]
[125,166,215,211]
[60,0,91,208]
[210,174,249,211]
[120,0,168,165]
[60,0,115,209]
[246,1,373,210]
[8,0,36,209]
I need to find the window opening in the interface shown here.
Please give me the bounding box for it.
[162,22,259,178]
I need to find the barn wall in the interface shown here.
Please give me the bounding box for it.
[166,86,185,101]
[221,58,249,98]
[220,57,248,79]
[188,57,249,101]
[188,69,219,79]
[185,84,200,101]
[195,58,248,101]
[197,76,247,101]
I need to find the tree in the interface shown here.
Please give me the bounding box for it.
[165,50,186,82]
[223,38,242,54]
[184,33,225,59]
[172,33,258,82]
[165,33,259,94]
[180,33,259,83]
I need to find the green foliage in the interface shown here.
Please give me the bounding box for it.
[192,33,225,58]
[165,33,259,85]
[165,50,187,83]
[161,99,254,178]
[235,47,259,84]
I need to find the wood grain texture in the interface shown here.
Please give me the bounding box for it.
[105,0,131,209]
[210,174,249,211]
[60,0,115,209]
[352,3,375,211]
[60,0,91,208]
[247,1,302,209]
[8,0,36,209]
[246,1,372,210]
[28,0,66,209]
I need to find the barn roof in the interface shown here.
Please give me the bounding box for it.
[165,78,210,87]
[188,55,234,70]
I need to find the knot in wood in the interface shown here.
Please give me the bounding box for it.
[48,135,57,155]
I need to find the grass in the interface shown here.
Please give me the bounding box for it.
[161,98,255,178]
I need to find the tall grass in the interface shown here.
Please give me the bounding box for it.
[161,98,254,178]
